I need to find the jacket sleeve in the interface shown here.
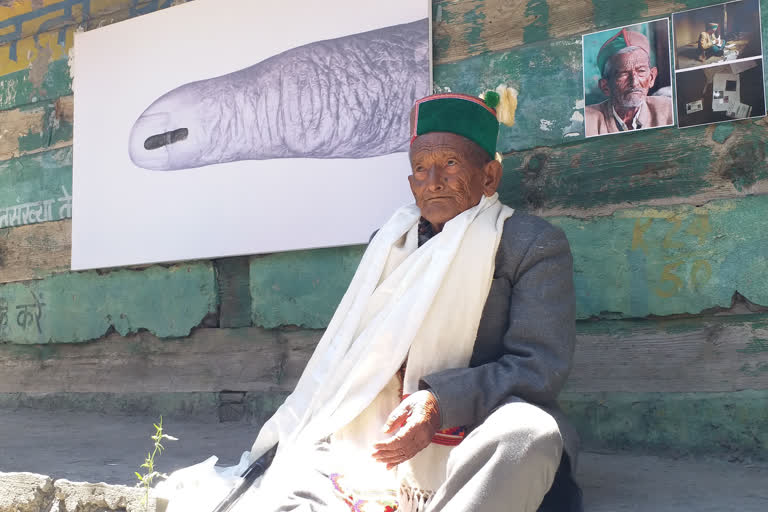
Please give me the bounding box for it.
[699,32,713,49]
[419,224,576,429]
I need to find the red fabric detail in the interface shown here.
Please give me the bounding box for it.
[430,434,464,447]
[412,93,497,116]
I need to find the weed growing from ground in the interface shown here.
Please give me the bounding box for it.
[135,416,178,510]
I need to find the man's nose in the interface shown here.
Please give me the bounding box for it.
[426,166,444,190]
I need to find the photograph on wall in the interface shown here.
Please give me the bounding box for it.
[582,19,674,138]
[675,60,766,127]
[672,0,763,71]
[73,0,431,270]
[672,0,766,128]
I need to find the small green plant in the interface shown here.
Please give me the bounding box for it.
[135,416,178,509]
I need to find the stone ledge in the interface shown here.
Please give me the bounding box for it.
[0,473,54,512]
[0,473,157,512]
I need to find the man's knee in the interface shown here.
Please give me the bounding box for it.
[454,401,563,467]
[490,402,562,461]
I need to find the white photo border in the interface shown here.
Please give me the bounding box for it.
[582,18,675,139]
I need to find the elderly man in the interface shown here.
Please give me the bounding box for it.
[585,28,673,136]
[163,93,581,512]
[698,22,725,62]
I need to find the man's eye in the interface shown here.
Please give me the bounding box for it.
[446,159,457,166]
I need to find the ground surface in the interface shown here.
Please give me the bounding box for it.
[1,407,767,511]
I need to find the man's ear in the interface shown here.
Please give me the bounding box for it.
[481,158,503,196]
[649,67,659,88]
[598,77,610,97]
[407,173,417,197]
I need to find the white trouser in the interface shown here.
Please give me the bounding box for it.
[426,400,563,512]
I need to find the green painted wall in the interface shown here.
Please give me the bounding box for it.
[16,100,74,154]
[0,148,72,227]
[435,36,586,151]
[0,60,71,111]
[248,197,768,327]
[561,390,768,457]
[552,196,768,318]
[250,246,366,329]
[0,263,217,343]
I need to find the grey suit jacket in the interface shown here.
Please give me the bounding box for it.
[418,211,579,464]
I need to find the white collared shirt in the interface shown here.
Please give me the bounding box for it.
[611,101,646,131]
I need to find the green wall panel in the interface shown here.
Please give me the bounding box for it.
[551,196,768,319]
[434,36,585,152]
[0,147,72,227]
[0,263,217,343]
[248,197,768,328]
[250,246,366,329]
[562,390,768,458]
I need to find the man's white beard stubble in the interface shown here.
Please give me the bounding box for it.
[615,89,646,109]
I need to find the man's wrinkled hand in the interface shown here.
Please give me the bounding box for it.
[371,390,441,470]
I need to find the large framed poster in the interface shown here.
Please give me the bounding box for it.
[73,0,431,270]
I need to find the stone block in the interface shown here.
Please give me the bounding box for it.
[0,473,54,512]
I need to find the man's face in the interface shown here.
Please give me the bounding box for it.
[408,132,500,231]
[599,49,658,109]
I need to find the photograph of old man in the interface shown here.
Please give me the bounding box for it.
[672,0,763,71]
[583,20,674,137]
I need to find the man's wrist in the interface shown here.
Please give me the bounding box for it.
[424,390,442,432]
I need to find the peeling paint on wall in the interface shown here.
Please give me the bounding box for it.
[0,262,217,343]
[551,196,768,319]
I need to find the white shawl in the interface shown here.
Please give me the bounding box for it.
[159,193,513,512]
[252,193,513,507]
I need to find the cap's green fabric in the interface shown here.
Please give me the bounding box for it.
[707,22,719,31]
[597,28,651,77]
[413,95,499,158]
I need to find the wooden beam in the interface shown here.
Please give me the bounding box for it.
[214,256,251,329]
[3,316,766,394]
[433,0,730,64]
[499,122,768,217]
[0,218,70,284]
[568,316,768,393]
[0,327,320,393]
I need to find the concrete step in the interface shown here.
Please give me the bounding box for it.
[1,408,766,511]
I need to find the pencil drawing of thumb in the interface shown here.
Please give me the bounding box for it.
[128,19,429,171]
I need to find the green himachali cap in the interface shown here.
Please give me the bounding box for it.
[597,28,651,77]
[411,94,499,158]
[707,22,719,31]
[410,88,518,159]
